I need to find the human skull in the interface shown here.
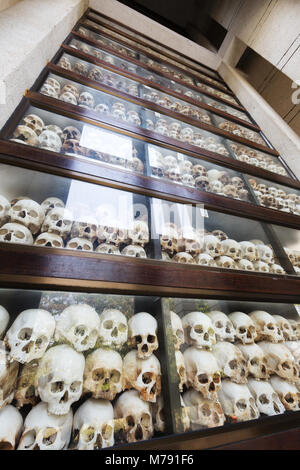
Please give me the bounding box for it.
[182,312,216,350]
[71,218,97,244]
[61,126,81,142]
[207,311,235,342]
[183,347,221,400]
[151,395,165,433]
[78,92,95,110]
[34,232,64,249]
[97,219,129,246]
[9,199,45,234]
[270,376,300,411]
[160,223,179,255]
[202,235,222,258]
[72,398,114,450]
[123,350,161,403]
[36,344,85,415]
[57,56,72,70]
[18,402,72,451]
[247,378,285,416]
[195,253,216,267]
[0,195,10,225]
[41,197,65,215]
[95,243,121,255]
[170,311,184,350]
[253,260,270,273]
[237,343,269,380]
[215,256,236,270]
[237,259,254,271]
[0,405,23,450]
[5,309,55,363]
[59,91,77,105]
[11,125,39,146]
[83,348,123,400]
[98,309,128,349]
[256,244,274,264]
[23,114,44,136]
[178,227,202,255]
[175,350,186,392]
[212,230,228,241]
[182,389,225,429]
[221,239,241,260]
[213,342,249,384]
[128,312,158,359]
[55,304,99,352]
[0,306,9,340]
[273,315,295,341]
[218,380,259,422]
[66,237,94,252]
[0,342,19,409]
[289,320,300,340]
[128,220,149,247]
[41,208,73,239]
[249,311,284,342]
[228,311,257,344]
[114,390,153,443]
[39,130,62,153]
[173,252,195,264]
[0,222,33,245]
[259,342,299,383]
[44,77,61,96]
[14,359,40,408]
[240,241,257,262]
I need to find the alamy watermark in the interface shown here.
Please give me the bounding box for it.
[291,80,300,105]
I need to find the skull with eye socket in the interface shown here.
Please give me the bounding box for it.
[128,312,158,359]
[98,309,128,350]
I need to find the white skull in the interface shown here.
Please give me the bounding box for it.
[41,208,73,239]
[221,239,241,260]
[151,395,165,433]
[97,219,128,246]
[0,306,9,339]
[289,320,300,340]
[34,232,64,249]
[270,264,285,275]
[249,311,283,342]
[237,259,254,271]
[14,359,40,408]
[71,215,98,242]
[18,402,72,450]
[39,130,62,153]
[72,398,114,450]
[285,340,300,365]
[256,244,274,264]
[128,312,158,359]
[98,309,128,349]
[83,348,123,400]
[213,342,249,384]
[240,241,257,262]
[182,389,225,429]
[114,390,153,443]
[96,243,121,255]
[59,91,77,105]
[228,312,257,344]
[41,197,65,215]
[23,114,45,135]
[195,253,216,267]
[178,227,202,255]
[173,252,195,264]
[175,350,186,392]
[123,350,161,403]
[160,223,179,254]
[215,256,236,270]
[247,378,285,416]
[5,309,55,363]
[237,343,269,380]
[270,376,300,411]
[253,260,270,273]
[273,315,295,341]
[0,222,33,245]
[78,92,95,109]
[9,199,45,234]
[182,311,216,349]
[55,304,100,352]
[128,220,149,246]
[0,405,23,450]
[44,77,61,95]
[218,380,260,422]
[203,235,223,258]
[36,344,85,415]
[0,195,10,225]
[207,311,235,342]
[66,237,94,252]
[259,342,299,383]
[0,342,19,409]
[183,347,221,400]
[170,311,184,350]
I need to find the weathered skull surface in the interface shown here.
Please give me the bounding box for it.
[0,306,9,340]
[34,232,64,249]
[0,222,33,245]
[228,311,257,344]
[41,208,73,239]
[66,237,94,252]
[11,125,39,146]
[128,220,149,247]
[182,389,225,429]
[270,376,300,411]
[0,195,10,225]
[202,235,222,258]
[215,255,236,270]
[160,223,179,255]
[151,395,165,433]
[23,114,45,136]
[44,77,61,95]
[173,252,195,264]
[59,91,77,105]
[98,309,128,349]
[96,243,121,255]
[14,359,40,408]
[5,309,55,363]
[182,311,216,350]
[9,199,45,234]
[240,241,257,262]
[175,350,186,392]
[247,378,285,416]
[221,239,241,260]
[0,405,23,450]
[259,342,299,383]
[0,342,19,409]
[83,348,123,401]
[72,398,114,450]
[41,197,65,215]
[18,402,73,450]
[123,350,161,403]
[273,315,295,341]
[71,216,98,242]
[39,130,62,153]
[55,304,100,352]
[36,344,85,415]
[195,253,216,267]
[61,126,81,142]
[97,219,128,246]
[207,311,235,342]
[237,343,269,380]
[79,92,95,109]
[114,390,153,443]
[213,342,249,384]
[183,347,221,400]
[218,379,260,422]
[128,312,158,359]
[170,311,184,350]
[249,310,283,342]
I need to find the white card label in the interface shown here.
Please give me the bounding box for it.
[80,125,133,161]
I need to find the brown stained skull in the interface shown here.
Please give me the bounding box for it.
[62,139,86,156]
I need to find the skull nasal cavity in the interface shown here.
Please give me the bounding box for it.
[229,359,238,369]
[142,372,153,384]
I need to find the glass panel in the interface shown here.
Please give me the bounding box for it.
[195,82,239,106]
[166,296,300,433]
[212,114,267,147]
[0,288,165,448]
[247,175,300,216]
[228,141,288,177]
[153,202,287,274]
[272,225,300,275]
[203,95,252,124]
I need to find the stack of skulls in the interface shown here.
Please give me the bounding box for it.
[149,149,249,201]
[284,249,300,275]
[10,111,144,174]
[196,83,238,106]
[143,57,194,86]
[77,26,137,59]
[160,225,286,275]
[229,142,287,176]
[0,194,150,259]
[218,120,266,146]
[0,304,164,449]
[169,308,300,428]
[249,179,300,216]
[208,100,251,123]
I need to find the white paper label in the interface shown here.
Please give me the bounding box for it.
[80,125,133,161]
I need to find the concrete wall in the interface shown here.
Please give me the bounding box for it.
[0,0,21,13]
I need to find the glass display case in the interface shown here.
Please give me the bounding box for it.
[0,5,300,451]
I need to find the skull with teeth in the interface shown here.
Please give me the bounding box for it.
[123,350,161,403]
[240,241,257,262]
[160,223,179,255]
[78,92,95,109]
[249,311,284,343]
[41,208,73,240]
[9,199,45,234]
[61,126,82,142]
[221,239,242,260]
[202,235,223,258]
[128,312,158,359]
[184,347,221,400]
[98,309,128,350]
[228,311,257,344]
